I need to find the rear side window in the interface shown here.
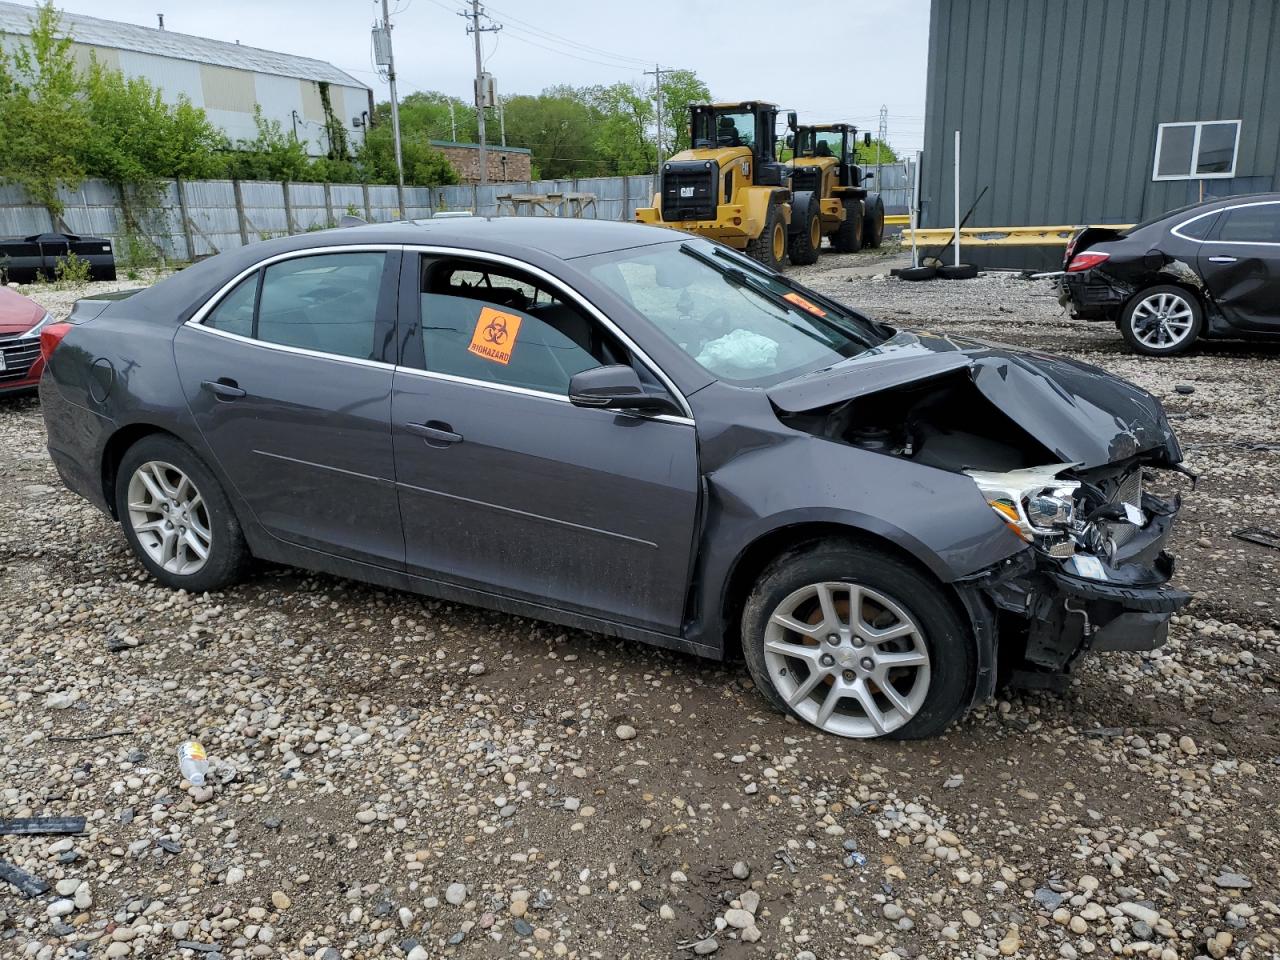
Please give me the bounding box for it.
[1216,204,1280,244]
[1176,212,1219,241]
[255,253,386,360]
[418,257,625,395]
[204,274,257,337]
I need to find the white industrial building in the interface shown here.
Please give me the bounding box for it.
[0,1,372,157]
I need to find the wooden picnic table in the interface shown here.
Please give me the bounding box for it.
[495,192,598,218]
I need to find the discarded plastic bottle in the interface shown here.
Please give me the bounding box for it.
[177,741,209,787]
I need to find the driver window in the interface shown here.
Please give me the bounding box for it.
[419,256,627,395]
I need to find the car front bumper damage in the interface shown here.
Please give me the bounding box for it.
[956,491,1189,698]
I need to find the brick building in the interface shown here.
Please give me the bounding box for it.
[432,141,532,184]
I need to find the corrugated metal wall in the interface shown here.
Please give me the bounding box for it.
[921,0,1280,229]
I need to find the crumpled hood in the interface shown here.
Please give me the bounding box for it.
[767,330,1182,469]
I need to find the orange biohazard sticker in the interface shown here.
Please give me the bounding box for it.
[467,306,523,365]
[783,291,827,318]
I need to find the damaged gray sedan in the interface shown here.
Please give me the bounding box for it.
[39,218,1189,739]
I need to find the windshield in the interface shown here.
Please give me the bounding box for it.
[581,239,884,386]
[800,130,844,160]
[693,110,755,149]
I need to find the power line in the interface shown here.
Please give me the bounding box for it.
[499,28,650,73]
[483,3,653,67]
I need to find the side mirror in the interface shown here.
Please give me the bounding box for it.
[569,364,679,414]
[863,171,875,180]
[864,131,872,147]
[787,111,797,131]
[784,133,794,149]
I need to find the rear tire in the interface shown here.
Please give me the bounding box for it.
[742,541,974,740]
[1119,284,1202,356]
[861,195,885,249]
[788,202,822,266]
[745,197,787,270]
[115,434,249,592]
[832,198,863,253]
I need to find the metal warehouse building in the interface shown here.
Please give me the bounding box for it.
[920,0,1280,268]
[0,1,371,158]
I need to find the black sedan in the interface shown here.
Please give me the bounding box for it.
[1061,193,1280,355]
[40,218,1190,740]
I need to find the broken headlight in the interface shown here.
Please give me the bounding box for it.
[965,464,1082,557]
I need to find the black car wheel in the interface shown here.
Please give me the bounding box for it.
[1120,285,1203,356]
[115,434,249,592]
[742,541,974,740]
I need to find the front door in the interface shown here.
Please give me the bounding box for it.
[174,249,406,568]
[1197,200,1280,332]
[391,252,700,632]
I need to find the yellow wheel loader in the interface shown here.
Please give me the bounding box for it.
[636,101,798,270]
[785,123,885,263]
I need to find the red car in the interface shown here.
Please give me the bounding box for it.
[0,286,56,394]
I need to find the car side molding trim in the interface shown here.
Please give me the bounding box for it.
[252,449,394,487]
[397,477,660,548]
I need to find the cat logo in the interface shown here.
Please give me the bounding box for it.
[468,306,523,364]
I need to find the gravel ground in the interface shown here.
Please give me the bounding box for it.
[1,255,1278,960]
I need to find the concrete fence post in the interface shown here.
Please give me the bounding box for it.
[323,182,333,227]
[232,180,250,246]
[282,181,295,235]
[362,182,372,221]
[472,184,479,214]
[621,175,629,222]
[176,179,196,262]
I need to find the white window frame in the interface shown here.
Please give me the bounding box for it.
[1152,120,1242,181]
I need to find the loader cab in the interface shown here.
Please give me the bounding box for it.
[689,101,794,186]
[795,123,872,188]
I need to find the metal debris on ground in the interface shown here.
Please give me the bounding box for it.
[1232,527,1280,550]
[0,815,86,836]
[1174,384,1195,395]
[0,859,50,897]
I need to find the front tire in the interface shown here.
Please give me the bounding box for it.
[745,197,787,270]
[861,195,885,249]
[788,202,822,266]
[742,542,974,740]
[1119,285,1202,356]
[832,198,863,253]
[115,434,249,592]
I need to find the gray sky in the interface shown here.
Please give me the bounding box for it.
[45,0,931,152]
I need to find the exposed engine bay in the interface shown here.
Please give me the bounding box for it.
[776,361,1191,691]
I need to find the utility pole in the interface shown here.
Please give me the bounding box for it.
[448,100,457,142]
[644,64,665,169]
[462,1,501,187]
[374,0,405,210]
[499,96,506,147]
[876,104,888,188]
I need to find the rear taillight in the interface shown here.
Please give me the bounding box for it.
[1067,251,1110,273]
[39,322,74,364]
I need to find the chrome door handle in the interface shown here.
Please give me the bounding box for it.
[406,421,463,447]
[1208,255,1238,263]
[201,379,246,400]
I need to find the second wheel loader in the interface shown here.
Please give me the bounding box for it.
[785,123,885,263]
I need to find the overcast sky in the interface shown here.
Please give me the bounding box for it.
[42,0,931,153]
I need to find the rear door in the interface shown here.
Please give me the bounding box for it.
[1196,200,1280,332]
[390,251,700,633]
[174,247,406,568]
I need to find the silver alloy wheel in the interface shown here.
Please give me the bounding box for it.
[763,581,931,738]
[125,460,212,576]
[1129,291,1195,349]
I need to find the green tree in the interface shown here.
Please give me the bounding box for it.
[657,69,711,156]
[855,138,898,165]
[0,2,87,217]
[80,57,224,183]
[501,89,601,179]
[585,82,651,175]
[355,122,457,187]
[221,107,312,181]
